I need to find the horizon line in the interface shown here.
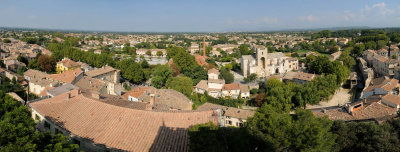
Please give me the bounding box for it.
[1,26,400,34]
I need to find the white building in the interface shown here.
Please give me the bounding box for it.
[194,68,250,99]
[240,45,298,77]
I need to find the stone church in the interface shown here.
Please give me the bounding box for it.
[240,45,298,77]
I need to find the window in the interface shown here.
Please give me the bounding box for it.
[226,120,232,125]
[44,121,51,130]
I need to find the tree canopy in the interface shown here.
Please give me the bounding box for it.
[151,65,173,89]
[0,77,79,151]
[166,76,193,96]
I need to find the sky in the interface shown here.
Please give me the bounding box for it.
[0,0,400,32]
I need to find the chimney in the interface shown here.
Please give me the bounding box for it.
[203,36,206,57]
[91,92,100,99]
[66,91,71,100]
[149,94,155,105]
[70,89,80,97]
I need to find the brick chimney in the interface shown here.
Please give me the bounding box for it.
[146,94,155,110]
[203,36,206,57]
[91,92,100,99]
[70,89,80,97]
[149,94,155,105]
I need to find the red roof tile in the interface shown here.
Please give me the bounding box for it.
[30,93,219,151]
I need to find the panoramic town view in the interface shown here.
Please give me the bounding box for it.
[1,0,400,151]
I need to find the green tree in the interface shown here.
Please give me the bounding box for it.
[247,105,336,152]
[17,67,27,75]
[166,76,193,96]
[38,55,56,73]
[311,56,333,74]
[189,122,256,152]
[17,55,28,65]
[117,59,144,83]
[2,39,11,43]
[0,59,4,68]
[331,121,400,152]
[140,60,149,69]
[376,40,387,49]
[220,67,234,84]
[365,41,377,50]
[0,89,79,151]
[156,51,163,57]
[239,44,252,55]
[151,65,173,89]
[146,50,152,56]
[306,54,316,63]
[339,49,355,68]
[352,43,365,57]
[27,59,40,70]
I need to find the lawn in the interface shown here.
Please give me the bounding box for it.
[295,50,310,53]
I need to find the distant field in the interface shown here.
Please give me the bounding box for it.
[295,50,310,53]
[319,52,331,56]
[294,50,331,57]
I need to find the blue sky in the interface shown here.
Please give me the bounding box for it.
[0,0,399,32]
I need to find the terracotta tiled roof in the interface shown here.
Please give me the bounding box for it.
[239,84,250,93]
[122,87,150,99]
[208,68,219,75]
[57,58,81,68]
[39,86,55,97]
[195,80,208,90]
[353,102,397,120]
[208,88,221,92]
[364,78,399,92]
[48,68,83,84]
[123,86,193,110]
[30,93,219,151]
[85,66,118,78]
[313,101,397,121]
[193,54,208,66]
[208,79,225,84]
[73,76,105,93]
[24,69,48,79]
[293,72,316,82]
[382,94,400,105]
[197,103,255,119]
[222,83,240,90]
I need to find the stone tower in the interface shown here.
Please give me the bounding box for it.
[256,46,268,69]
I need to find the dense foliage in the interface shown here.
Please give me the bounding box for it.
[259,55,350,111]
[189,105,336,152]
[166,46,208,84]
[0,77,78,151]
[165,76,193,97]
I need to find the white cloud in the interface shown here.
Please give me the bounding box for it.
[342,2,400,24]
[263,17,278,24]
[297,15,315,21]
[227,17,278,25]
[344,10,356,21]
[361,2,395,18]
